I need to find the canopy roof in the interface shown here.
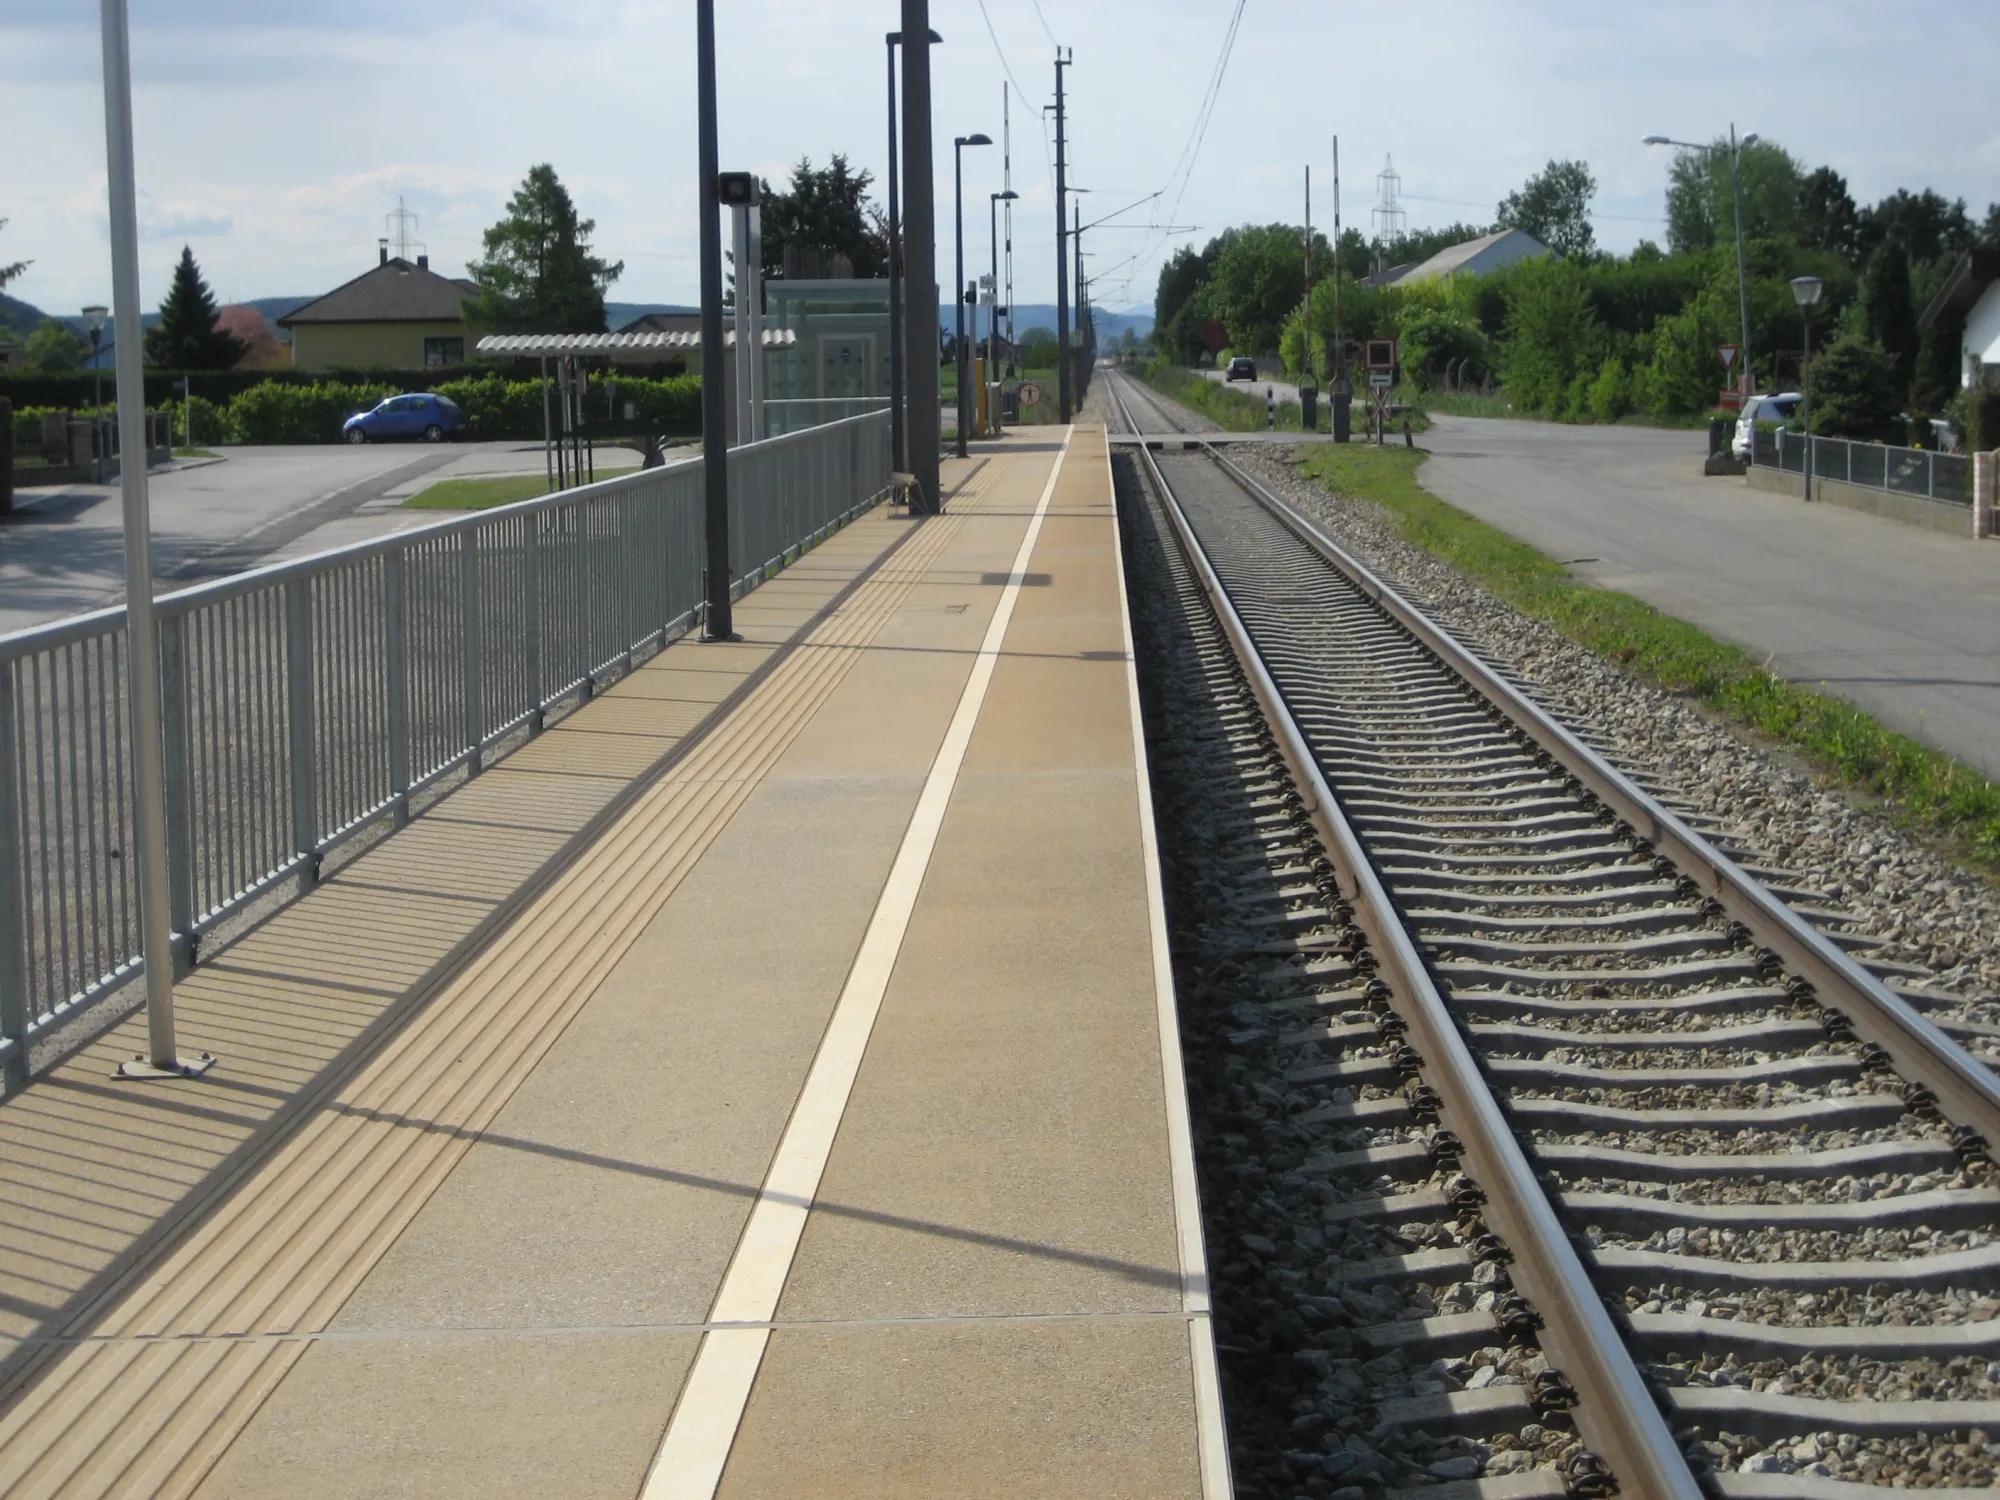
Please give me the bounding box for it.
[476,329,796,360]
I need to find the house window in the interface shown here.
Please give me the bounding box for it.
[424,337,465,367]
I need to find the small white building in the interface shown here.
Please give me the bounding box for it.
[1920,249,2000,390]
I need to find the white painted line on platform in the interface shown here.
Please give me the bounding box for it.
[1104,425,1235,1499]
[638,431,1074,1500]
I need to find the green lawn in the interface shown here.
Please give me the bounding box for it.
[405,467,637,511]
[172,447,220,460]
[1292,443,2000,873]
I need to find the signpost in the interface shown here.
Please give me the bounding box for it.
[1365,338,1397,446]
[1717,344,1743,411]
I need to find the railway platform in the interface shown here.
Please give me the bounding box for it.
[0,426,1227,1499]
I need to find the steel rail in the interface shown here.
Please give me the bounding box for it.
[1194,437,2000,1160]
[1111,377,1705,1500]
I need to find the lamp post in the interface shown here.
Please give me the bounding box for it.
[1791,275,1823,502]
[989,189,1017,436]
[1644,127,1758,401]
[82,305,109,413]
[952,131,992,458]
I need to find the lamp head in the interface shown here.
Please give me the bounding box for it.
[1641,136,1670,146]
[82,305,109,335]
[993,189,1020,202]
[1741,133,1760,148]
[1790,275,1823,308]
[959,133,993,148]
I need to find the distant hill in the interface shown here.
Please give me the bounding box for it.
[2,293,46,338]
[949,303,1153,344]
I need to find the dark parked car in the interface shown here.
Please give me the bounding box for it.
[343,392,467,444]
[1225,356,1257,382]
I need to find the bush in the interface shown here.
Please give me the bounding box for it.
[1560,370,1594,423]
[1960,386,2000,454]
[1586,357,1631,423]
[1500,258,1601,414]
[1810,335,1902,443]
[227,381,396,444]
[1398,306,1490,392]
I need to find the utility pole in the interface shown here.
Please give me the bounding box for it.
[886,31,905,473]
[1073,198,1084,407]
[1053,48,1071,423]
[1304,165,1313,377]
[901,0,941,513]
[1003,84,1014,369]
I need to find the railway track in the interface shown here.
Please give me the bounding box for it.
[1110,367,2000,1500]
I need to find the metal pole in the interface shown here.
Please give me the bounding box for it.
[989,193,1000,434]
[886,32,906,474]
[900,0,941,515]
[1054,50,1070,423]
[696,0,734,636]
[732,203,753,446]
[747,204,766,442]
[1801,303,1813,504]
[954,140,968,459]
[1729,125,1754,399]
[1003,83,1014,368]
[101,0,208,1079]
[1073,200,1083,408]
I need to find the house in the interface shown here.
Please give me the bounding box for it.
[1362,227,1551,289]
[278,248,475,370]
[1919,248,2000,390]
[619,311,704,337]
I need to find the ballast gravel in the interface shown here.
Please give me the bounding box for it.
[1222,442,2000,1021]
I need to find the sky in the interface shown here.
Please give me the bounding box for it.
[2,0,1996,323]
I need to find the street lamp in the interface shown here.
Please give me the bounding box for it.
[989,189,1017,435]
[82,305,109,413]
[952,131,992,458]
[1645,127,1758,401]
[1791,275,1823,502]
[886,27,940,474]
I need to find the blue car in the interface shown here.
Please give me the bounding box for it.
[342,392,467,444]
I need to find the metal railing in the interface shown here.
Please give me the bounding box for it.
[1752,426,1970,506]
[0,410,891,1078]
[764,397,890,438]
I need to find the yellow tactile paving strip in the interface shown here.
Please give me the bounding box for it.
[0,473,1007,1499]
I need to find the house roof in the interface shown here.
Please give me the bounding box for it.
[1919,248,2000,333]
[1393,228,1550,286]
[620,311,704,335]
[278,258,476,327]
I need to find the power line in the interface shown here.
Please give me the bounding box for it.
[1031,0,1059,49]
[974,0,1054,182]
[1136,0,1247,284]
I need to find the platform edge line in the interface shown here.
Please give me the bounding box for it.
[638,434,1073,1500]
[1106,423,1235,1500]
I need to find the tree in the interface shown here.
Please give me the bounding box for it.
[22,318,85,373]
[1797,168,1861,261]
[1859,233,1918,397]
[144,246,247,369]
[1810,333,1902,442]
[1496,160,1596,258]
[465,164,623,335]
[1665,138,1802,254]
[1206,223,1327,355]
[1855,189,1972,271]
[1499,256,1601,412]
[1154,242,1218,360]
[758,155,887,280]
[0,218,26,293]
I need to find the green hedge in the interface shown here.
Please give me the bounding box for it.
[226,382,399,444]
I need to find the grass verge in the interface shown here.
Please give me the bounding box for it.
[172,447,220,460]
[405,467,636,511]
[1292,441,2000,871]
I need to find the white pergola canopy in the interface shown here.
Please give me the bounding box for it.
[475,329,795,361]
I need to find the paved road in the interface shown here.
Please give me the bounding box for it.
[0,440,624,635]
[1417,414,2000,775]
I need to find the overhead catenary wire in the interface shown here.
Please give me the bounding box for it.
[974,0,1054,184]
[1135,0,1247,292]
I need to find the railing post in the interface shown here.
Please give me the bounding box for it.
[1976,451,1994,540]
[460,529,483,774]
[158,613,196,974]
[284,577,318,889]
[385,549,410,827]
[0,660,29,1090]
[524,517,544,728]
[1928,450,1937,502]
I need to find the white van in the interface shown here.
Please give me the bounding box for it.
[1733,393,1803,460]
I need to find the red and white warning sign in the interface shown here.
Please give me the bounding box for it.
[1717,344,1740,370]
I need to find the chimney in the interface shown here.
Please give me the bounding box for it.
[379,238,389,265]
[417,253,429,271]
